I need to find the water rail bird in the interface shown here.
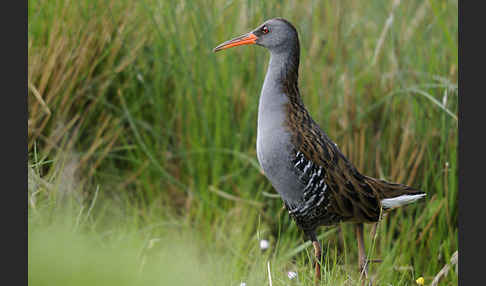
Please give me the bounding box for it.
[213,18,426,282]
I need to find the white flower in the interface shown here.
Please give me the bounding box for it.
[239,282,247,286]
[147,238,160,249]
[287,271,298,279]
[259,239,269,250]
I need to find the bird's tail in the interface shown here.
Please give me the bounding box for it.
[364,176,426,210]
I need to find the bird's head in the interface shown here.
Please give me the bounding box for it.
[213,18,299,54]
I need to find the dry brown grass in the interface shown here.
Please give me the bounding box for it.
[28,0,148,179]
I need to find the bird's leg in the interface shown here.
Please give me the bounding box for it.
[310,233,322,282]
[313,240,322,281]
[370,222,378,239]
[368,223,382,265]
[355,223,368,280]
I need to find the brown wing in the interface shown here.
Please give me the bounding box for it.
[285,102,421,223]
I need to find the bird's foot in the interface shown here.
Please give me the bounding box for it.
[359,261,368,279]
[359,258,382,271]
[358,259,381,285]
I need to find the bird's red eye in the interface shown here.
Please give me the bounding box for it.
[262,26,269,34]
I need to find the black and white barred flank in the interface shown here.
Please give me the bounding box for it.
[284,150,342,231]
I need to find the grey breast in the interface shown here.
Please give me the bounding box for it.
[256,79,305,204]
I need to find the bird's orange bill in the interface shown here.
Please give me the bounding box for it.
[213,33,257,52]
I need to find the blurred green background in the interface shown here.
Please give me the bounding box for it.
[28,0,458,285]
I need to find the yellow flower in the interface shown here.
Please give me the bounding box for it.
[416,277,425,285]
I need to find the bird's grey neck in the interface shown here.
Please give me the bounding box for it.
[260,49,300,106]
